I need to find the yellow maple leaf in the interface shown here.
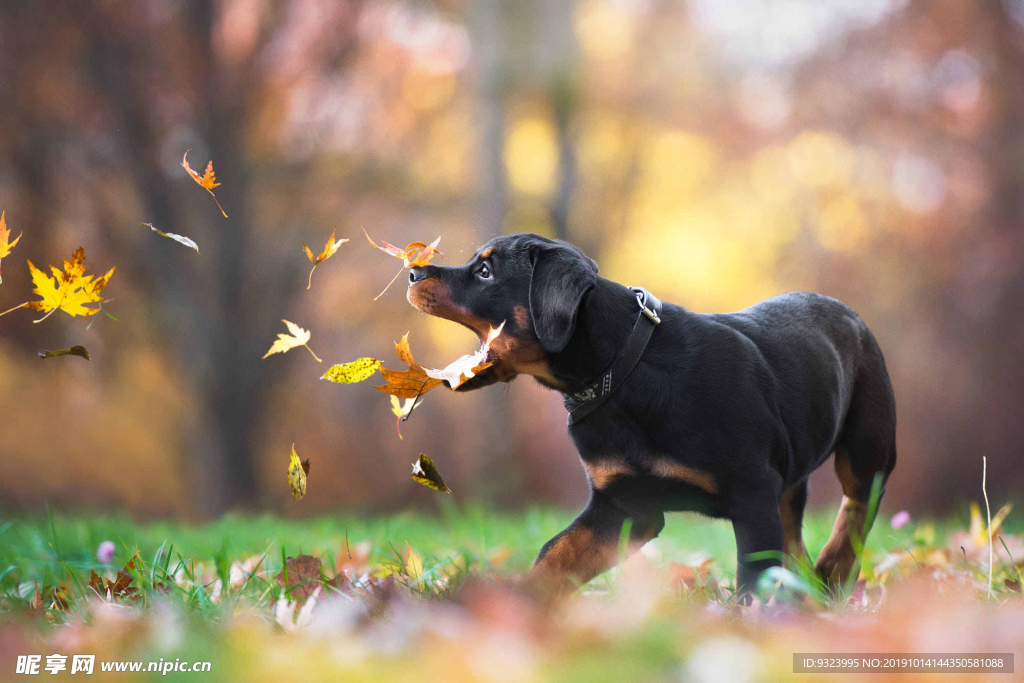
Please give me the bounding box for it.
[263,319,321,362]
[302,228,349,290]
[182,150,228,218]
[0,211,23,285]
[287,444,310,500]
[0,247,115,323]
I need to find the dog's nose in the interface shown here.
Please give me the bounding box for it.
[409,267,430,284]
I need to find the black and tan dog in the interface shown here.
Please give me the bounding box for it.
[408,233,896,596]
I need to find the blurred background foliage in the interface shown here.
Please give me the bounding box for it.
[0,0,1022,518]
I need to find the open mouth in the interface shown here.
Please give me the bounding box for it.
[424,321,505,389]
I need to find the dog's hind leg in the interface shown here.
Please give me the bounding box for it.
[816,337,897,589]
[530,492,664,597]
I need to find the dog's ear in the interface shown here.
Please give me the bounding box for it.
[528,241,598,353]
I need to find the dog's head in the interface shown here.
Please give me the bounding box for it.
[407,233,598,390]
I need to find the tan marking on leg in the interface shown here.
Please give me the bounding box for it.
[648,459,718,494]
[833,447,859,498]
[815,495,867,587]
[584,458,633,489]
[780,488,808,560]
[530,526,619,593]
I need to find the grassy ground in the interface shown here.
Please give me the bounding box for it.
[1,505,1022,681]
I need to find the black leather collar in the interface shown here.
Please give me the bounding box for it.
[562,286,662,426]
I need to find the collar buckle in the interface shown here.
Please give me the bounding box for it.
[633,287,661,324]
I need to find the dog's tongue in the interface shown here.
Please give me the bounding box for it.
[425,321,505,389]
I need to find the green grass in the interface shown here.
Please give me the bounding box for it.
[1,505,1018,682]
[0,504,963,608]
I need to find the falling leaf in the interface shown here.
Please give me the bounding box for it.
[0,247,115,323]
[142,222,199,254]
[411,454,451,493]
[287,444,310,500]
[181,149,228,218]
[0,211,23,284]
[390,395,418,440]
[321,357,381,383]
[274,554,322,601]
[362,228,443,299]
[376,333,445,399]
[264,320,321,362]
[303,227,348,289]
[38,345,90,361]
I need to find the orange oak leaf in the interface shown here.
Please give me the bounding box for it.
[0,211,23,285]
[362,228,442,300]
[0,247,115,323]
[302,228,348,290]
[182,150,228,218]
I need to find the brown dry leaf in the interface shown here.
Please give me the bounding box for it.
[0,210,23,284]
[302,227,348,289]
[38,345,90,361]
[0,247,115,323]
[411,454,451,493]
[362,228,443,299]
[89,553,140,601]
[275,554,323,601]
[181,150,228,218]
[286,444,310,500]
[263,320,321,362]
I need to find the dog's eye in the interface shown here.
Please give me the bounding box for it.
[477,262,492,279]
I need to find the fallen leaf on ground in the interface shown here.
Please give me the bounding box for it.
[303,227,348,289]
[0,211,22,284]
[411,454,451,493]
[89,553,140,601]
[181,150,228,218]
[142,222,199,253]
[362,228,442,299]
[666,558,715,590]
[0,247,115,323]
[38,345,91,361]
[264,320,321,362]
[322,357,381,383]
[287,444,310,500]
[275,554,323,600]
[404,543,424,581]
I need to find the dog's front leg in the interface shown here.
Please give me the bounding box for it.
[529,492,664,598]
[730,482,785,597]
